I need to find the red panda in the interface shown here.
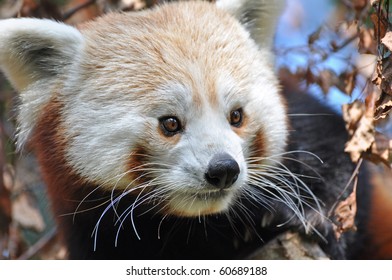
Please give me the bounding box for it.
[0,0,383,259]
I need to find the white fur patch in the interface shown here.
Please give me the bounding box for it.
[0,18,84,149]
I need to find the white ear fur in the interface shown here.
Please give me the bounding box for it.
[0,18,84,92]
[0,18,84,149]
[216,0,285,50]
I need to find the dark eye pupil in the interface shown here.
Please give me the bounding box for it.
[230,109,243,127]
[160,116,182,136]
[163,118,179,132]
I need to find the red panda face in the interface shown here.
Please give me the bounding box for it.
[60,4,287,217]
[0,2,287,218]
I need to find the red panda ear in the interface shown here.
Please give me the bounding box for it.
[216,0,285,50]
[0,18,84,92]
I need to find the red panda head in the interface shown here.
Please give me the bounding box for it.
[0,1,287,217]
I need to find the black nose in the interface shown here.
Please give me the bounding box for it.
[205,153,240,189]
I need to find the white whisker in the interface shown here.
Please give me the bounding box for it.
[243,150,327,239]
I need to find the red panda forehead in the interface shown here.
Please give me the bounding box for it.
[80,1,249,48]
[78,1,259,112]
[80,2,255,79]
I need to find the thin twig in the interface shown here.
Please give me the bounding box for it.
[331,33,359,53]
[328,157,363,218]
[17,227,57,260]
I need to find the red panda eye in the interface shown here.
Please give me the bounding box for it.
[230,108,243,127]
[159,116,182,136]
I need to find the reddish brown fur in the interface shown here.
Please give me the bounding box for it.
[248,129,266,160]
[365,167,392,259]
[31,97,93,247]
[127,145,151,187]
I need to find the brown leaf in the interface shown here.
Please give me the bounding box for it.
[12,193,45,232]
[368,132,392,166]
[342,100,366,135]
[336,71,357,96]
[344,116,375,162]
[317,70,338,95]
[343,101,375,162]
[358,27,377,54]
[308,26,323,45]
[278,67,305,91]
[305,68,316,86]
[380,58,392,96]
[0,0,23,18]
[332,186,357,240]
[371,56,392,120]
[381,31,392,52]
[375,91,392,120]
[372,57,383,87]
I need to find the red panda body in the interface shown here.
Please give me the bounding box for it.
[0,0,388,259]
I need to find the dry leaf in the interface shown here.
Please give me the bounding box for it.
[336,71,356,96]
[375,91,392,120]
[380,58,392,96]
[332,186,357,240]
[12,193,45,232]
[372,58,383,87]
[369,132,392,166]
[381,31,392,52]
[343,100,366,135]
[317,70,338,95]
[0,0,23,18]
[358,27,377,54]
[344,116,375,162]
[305,68,316,86]
[308,26,323,45]
[343,101,375,162]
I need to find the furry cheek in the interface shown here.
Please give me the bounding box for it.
[127,144,151,188]
[249,129,267,160]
